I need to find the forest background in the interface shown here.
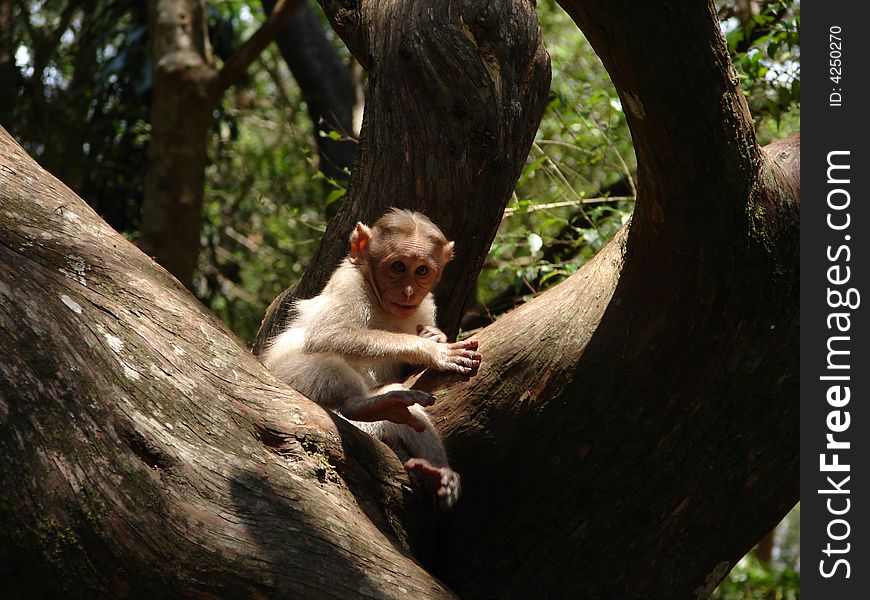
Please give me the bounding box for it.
[1,0,800,597]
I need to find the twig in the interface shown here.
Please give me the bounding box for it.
[215,0,302,97]
[503,196,635,219]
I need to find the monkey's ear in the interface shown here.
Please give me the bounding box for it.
[349,222,372,264]
[442,241,455,265]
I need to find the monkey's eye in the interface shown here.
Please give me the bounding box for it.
[415,265,429,277]
[391,261,406,273]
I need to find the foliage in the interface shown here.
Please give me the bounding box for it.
[177,1,354,344]
[198,46,332,343]
[718,0,800,144]
[475,0,635,315]
[2,0,150,234]
[714,504,801,600]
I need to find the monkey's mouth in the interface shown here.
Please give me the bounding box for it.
[390,301,419,316]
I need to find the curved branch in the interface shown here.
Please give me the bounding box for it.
[556,0,764,270]
[436,5,801,590]
[424,131,799,598]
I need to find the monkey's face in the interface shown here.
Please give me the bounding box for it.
[375,253,440,319]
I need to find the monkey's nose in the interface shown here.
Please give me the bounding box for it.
[404,286,414,299]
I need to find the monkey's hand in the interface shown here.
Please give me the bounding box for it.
[341,389,435,432]
[404,458,462,510]
[416,324,448,343]
[429,339,481,376]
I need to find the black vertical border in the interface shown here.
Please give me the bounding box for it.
[801,2,869,598]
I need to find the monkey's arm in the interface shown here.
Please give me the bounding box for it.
[304,326,480,375]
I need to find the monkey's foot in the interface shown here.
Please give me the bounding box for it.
[404,458,461,510]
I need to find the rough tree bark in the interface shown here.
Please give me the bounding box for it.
[1,1,798,598]
[141,0,299,289]
[1,126,452,598]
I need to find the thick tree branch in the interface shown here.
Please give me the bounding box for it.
[0,126,454,598]
[422,132,799,599]
[405,2,801,593]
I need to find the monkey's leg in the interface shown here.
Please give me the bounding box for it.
[404,458,462,510]
[342,384,435,432]
[274,354,369,411]
[351,396,461,510]
[361,409,462,509]
[393,404,462,510]
[284,353,434,430]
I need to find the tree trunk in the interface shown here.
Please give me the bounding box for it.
[141,0,298,290]
[253,0,552,353]
[140,0,217,288]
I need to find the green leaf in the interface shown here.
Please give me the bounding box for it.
[325,188,346,206]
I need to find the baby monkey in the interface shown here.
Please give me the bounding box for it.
[261,209,481,509]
